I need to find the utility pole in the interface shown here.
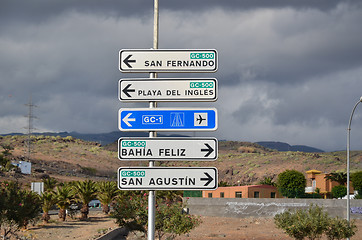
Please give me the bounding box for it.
[24,95,37,161]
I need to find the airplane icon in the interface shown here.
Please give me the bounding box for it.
[194,113,208,126]
[196,114,206,125]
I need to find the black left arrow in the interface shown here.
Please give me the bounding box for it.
[200,172,213,186]
[122,84,135,98]
[123,54,136,68]
[201,143,214,157]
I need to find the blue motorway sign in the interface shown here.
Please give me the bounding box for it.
[119,108,217,131]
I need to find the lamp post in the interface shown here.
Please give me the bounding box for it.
[346,96,362,228]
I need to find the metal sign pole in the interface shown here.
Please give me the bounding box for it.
[148,0,158,239]
[346,96,362,240]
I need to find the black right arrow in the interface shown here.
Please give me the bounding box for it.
[122,84,135,98]
[200,172,213,186]
[201,143,214,157]
[123,54,136,68]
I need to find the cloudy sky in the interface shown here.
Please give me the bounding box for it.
[1,0,362,151]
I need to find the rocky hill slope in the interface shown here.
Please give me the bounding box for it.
[1,135,361,187]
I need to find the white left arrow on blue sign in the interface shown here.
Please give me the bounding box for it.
[122,113,136,127]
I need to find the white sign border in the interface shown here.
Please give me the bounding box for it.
[118,107,218,132]
[119,78,218,102]
[117,167,218,190]
[118,137,218,161]
[119,49,218,73]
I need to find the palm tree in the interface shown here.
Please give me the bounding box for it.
[324,172,347,185]
[72,180,98,220]
[54,185,73,221]
[259,177,277,187]
[42,177,58,192]
[40,191,56,224]
[97,181,119,214]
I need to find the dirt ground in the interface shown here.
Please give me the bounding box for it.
[18,212,119,240]
[18,212,362,240]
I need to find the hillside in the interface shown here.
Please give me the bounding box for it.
[0,135,361,187]
[256,141,324,153]
[2,131,324,152]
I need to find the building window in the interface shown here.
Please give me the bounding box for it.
[220,192,224,198]
[208,193,213,198]
[254,191,260,198]
[271,192,276,198]
[235,192,242,198]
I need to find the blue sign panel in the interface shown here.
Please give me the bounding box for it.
[119,108,217,131]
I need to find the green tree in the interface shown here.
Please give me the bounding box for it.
[324,172,347,185]
[54,185,73,221]
[0,145,14,171]
[351,171,362,194]
[277,170,306,198]
[72,180,98,220]
[0,181,41,238]
[331,185,347,199]
[39,191,56,223]
[97,181,119,214]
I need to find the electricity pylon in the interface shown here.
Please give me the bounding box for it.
[24,95,37,161]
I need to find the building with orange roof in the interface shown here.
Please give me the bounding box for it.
[203,185,281,199]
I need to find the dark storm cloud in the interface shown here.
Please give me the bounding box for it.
[156,2,362,89]
[1,0,362,151]
[0,0,354,24]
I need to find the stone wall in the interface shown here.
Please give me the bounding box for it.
[184,197,362,219]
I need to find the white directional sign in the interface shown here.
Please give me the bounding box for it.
[119,49,218,72]
[118,167,218,190]
[119,78,218,102]
[118,137,218,161]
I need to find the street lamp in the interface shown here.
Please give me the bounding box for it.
[346,96,362,227]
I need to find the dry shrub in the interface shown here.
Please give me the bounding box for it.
[238,146,256,153]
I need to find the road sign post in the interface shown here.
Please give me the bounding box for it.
[118,137,218,161]
[119,49,218,73]
[118,167,218,190]
[119,78,218,102]
[118,2,219,239]
[119,108,218,131]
